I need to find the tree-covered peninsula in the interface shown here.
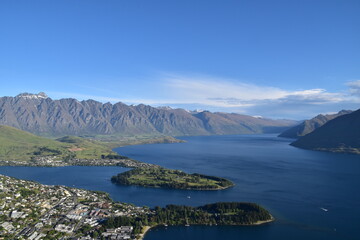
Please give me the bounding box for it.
[101,202,274,236]
[1,175,273,239]
[111,167,234,190]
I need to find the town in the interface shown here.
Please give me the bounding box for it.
[0,174,151,239]
[0,157,158,169]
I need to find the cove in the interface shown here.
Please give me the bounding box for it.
[0,134,359,240]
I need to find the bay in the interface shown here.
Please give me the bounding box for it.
[0,134,359,240]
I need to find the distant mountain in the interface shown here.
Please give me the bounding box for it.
[278,110,352,138]
[0,93,297,137]
[291,109,360,154]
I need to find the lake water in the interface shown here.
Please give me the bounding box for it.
[0,134,359,240]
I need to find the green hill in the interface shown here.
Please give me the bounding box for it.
[279,110,352,138]
[0,125,116,162]
[55,135,117,159]
[291,109,360,154]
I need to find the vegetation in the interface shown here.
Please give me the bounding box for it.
[0,125,233,190]
[99,202,273,235]
[291,108,360,154]
[101,153,129,160]
[55,135,128,159]
[80,134,185,146]
[111,167,234,190]
[279,110,352,139]
[0,125,125,162]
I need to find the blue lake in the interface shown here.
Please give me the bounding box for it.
[0,134,359,240]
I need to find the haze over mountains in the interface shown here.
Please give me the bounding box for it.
[279,110,353,138]
[0,93,297,137]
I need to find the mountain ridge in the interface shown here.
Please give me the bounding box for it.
[0,93,297,137]
[278,110,352,138]
[291,109,360,154]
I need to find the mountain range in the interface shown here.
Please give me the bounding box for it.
[291,109,360,154]
[0,93,297,137]
[278,110,352,138]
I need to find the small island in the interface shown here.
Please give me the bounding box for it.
[0,174,273,239]
[111,167,234,190]
[0,125,275,239]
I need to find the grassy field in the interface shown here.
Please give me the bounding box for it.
[80,134,184,146]
[0,125,118,161]
[111,167,234,190]
[1,125,235,191]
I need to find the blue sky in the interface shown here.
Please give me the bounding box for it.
[0,0,359,119]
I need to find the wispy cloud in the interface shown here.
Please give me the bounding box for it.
[159,74,360,118]
[164,74,287,103]
[48,75,360,119]
[278,89,344,104]
[347,80,360,96]
[162,74,348,107]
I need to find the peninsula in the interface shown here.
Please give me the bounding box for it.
[111,167,234,190]
[0,175,273,239]
[0,125,234,191]
[103,202,274,237]
[0,111,272,239]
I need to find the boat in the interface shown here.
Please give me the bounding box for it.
[185,224,190,227]
[320,207,328,212]
[187,196,191,199]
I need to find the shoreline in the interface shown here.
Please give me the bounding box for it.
[248,215,275,225]
[112,181,235,191]
[1,162,234,191]
[138,226,151,240]
[0,137,274,239]
[138,217,275,239]
[111,168,235,191]
[0,169,274,239]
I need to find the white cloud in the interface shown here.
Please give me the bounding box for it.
[162,74,346,107]
[49,75,360,119]
[347,80,360,96]
[165,75,287,102]
[279,89,344,104]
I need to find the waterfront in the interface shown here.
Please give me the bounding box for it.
[1,134,359,239]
